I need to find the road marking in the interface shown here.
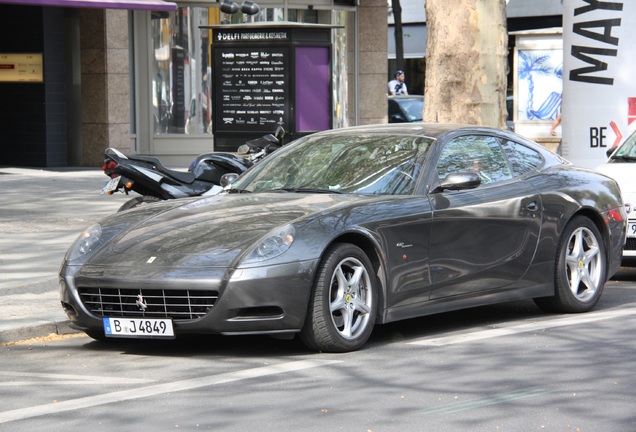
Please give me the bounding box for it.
[408,307,636,347]
[420,387,561,415]
[0,359,340,424]
[0,371,155,386]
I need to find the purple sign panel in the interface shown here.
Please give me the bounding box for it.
[295,46,330,132]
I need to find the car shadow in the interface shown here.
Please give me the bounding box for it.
[80,332,312,358]
[78,299,546,357]
[77,287,636,358]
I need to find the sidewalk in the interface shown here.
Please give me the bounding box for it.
[0,167,133,343]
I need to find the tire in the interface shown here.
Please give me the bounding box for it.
[118,195,162,212]
[534,215,606,313]
[300,243,377,353]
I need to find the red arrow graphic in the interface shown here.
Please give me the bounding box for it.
[610,121,623,147]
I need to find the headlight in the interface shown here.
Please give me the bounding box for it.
[243,224,296,263]
[65,223,103,261]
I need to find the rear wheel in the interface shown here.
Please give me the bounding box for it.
[118,195,162,212]
[300,243,377,353]
[534,215,606,313]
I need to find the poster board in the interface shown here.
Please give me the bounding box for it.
[0,53,43,83]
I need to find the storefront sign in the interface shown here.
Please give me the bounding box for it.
[561,0,635,168]
[215,30,289,42]
[210,23,334,151]
[214,46,289,132]
[0,53,43,83]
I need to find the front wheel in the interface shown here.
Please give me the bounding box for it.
[535,216,606,313]
[300,243,377,353]
[117,195,162,212]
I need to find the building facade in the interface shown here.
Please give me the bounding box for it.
[1,0,566,168]
[0,0,388,167]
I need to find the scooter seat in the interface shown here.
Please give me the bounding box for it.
[129,155,196,184]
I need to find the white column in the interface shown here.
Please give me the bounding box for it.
[561,0,636,168]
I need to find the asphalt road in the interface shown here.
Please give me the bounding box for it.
[0,167,136,341]
[1,275,635,431]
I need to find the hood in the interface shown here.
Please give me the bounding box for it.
[595,162,636,205]
[95,193,362,268]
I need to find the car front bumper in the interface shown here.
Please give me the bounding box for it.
[59,259,319,338]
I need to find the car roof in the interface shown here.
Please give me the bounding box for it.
[388,95,423,99]
[313,122,496,140]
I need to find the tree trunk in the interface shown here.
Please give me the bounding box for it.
[391,0,404,72]
[424,0,508,128]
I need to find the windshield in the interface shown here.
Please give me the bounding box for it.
[612,130,636,160]
[233,133,433,195]
[397,98,424,121]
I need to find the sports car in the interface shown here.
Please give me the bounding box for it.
[59,123,627,352]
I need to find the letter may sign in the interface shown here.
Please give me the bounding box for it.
[561,0,635,168]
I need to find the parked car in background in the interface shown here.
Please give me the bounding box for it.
[506,95,514,131]
[60,123,626,353]
[388,95,423,123]
[596,129,636,264]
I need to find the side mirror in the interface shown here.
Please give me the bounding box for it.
[433,172,481,193]
[220,173,240,188]
[390,114,406,123]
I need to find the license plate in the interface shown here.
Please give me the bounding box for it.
[101,176,121,194]
[628,221,636,238]
[103,317,175,338]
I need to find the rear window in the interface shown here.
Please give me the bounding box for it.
[500,140,544,176]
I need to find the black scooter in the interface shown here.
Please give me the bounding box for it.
[102,127,285,211]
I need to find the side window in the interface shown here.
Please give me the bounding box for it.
[437,135,513,185]
[500,140,544,176]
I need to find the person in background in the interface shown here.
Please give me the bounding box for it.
[550,113,562,136]
[388,70,409,96]
[550,112,563,155]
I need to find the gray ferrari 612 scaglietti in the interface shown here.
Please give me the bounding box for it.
[59,123,627,352]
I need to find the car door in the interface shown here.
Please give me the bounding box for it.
[427,133,543,300]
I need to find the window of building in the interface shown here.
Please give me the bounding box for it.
[151,8,214,135]
[149,6,351,136]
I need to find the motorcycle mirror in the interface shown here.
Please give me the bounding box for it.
[275,126,285,140]
[220,173,240,188]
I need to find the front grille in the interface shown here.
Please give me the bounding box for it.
[626,238,636,251]
[79,287,218,321]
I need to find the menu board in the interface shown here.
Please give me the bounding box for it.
[213,45,289,133]
[0,53,43,83]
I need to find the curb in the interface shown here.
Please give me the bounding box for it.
[0,320,80,345]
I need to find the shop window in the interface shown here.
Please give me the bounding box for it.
[150,6,349,135]
[151,8,214,135]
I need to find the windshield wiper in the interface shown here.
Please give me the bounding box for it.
[610,154,636,161]
[266,187,344,194]
[225,188,251,194]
